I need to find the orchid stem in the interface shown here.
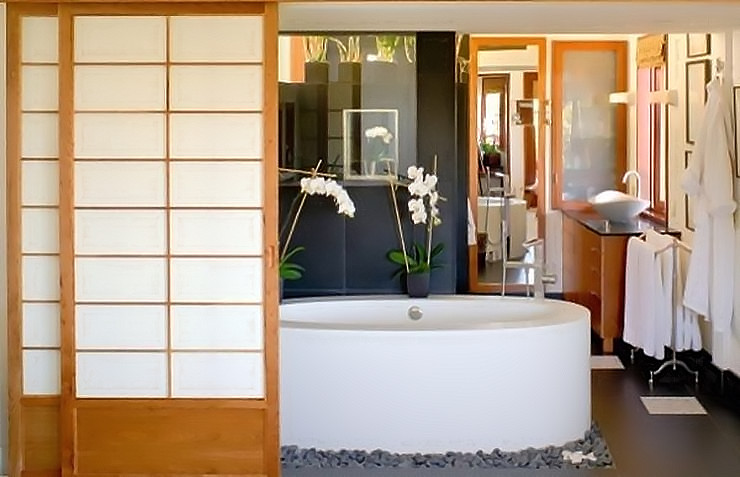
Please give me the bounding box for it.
[388,172,410,274]
[427,154,438,268]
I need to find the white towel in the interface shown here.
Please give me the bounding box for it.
[676,246,703,352]
[623,237,662,358]
[645,231,674,359]
[467,199,477,246]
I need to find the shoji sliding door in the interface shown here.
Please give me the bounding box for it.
[7,6,63,476]
[8,3,279,476]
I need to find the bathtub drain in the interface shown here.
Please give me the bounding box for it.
[407,305,423,321]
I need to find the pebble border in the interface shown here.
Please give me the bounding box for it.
[281,422,613,469]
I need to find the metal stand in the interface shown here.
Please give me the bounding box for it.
[649,348,699,391]
[647,237,699,391]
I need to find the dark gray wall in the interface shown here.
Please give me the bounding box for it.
[280,32,466,297]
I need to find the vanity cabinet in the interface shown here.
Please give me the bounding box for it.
[562,214,629,353]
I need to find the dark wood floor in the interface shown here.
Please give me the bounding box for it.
[283,349,740,476]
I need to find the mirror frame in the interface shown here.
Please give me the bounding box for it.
[468,37,547,293]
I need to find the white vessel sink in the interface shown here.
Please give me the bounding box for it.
[588,190,649,223]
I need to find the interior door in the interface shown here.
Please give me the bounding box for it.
[8,3,280,476]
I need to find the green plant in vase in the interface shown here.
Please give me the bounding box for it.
[386,157,444,297]
[329,36,361,63]
[303,36,328,63]
[375,35,399,63]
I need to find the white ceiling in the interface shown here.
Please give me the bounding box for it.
[279,1,740,34]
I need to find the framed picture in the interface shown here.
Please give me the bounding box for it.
[687,34,711,58]
[685,59,710,145]
[684,150,695,231]
[734,86,740,177]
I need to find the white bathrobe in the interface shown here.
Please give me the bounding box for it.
[681,78,736,336]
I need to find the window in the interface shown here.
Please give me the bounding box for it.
[636,65,667,221]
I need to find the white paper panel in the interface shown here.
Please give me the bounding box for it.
[23,303,61,348]
[22,256,60,301]
[75,16,166,63]
[169,65,263,111]
[76,352,167,397]
[22,208,59,253]
[170,210,262,255]
[170,258,262,303]
[171,352,264,398]
[22,17,58,63]
[76,305,166,350]
[22,66,58,111]
[76,210,166,255]
[23,350,61,395]
[169,16,263,63]
[170,113,262,159]
[171,305,263,350]
[75,66,166,111]
[75,161,166,207]
[22,161,59,206]
[75,258,167,303]
[75,113,166,159]
[22,113,58,158]
[170,162,262,207]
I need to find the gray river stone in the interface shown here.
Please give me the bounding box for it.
[282,422,613,469]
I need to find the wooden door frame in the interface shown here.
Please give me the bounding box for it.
[7,2,280,476]
[479,73,510,171]
[468,37,546,294]
[522,71,538,209]
[551,40,628,211]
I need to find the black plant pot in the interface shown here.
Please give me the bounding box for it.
[406,272,430,298]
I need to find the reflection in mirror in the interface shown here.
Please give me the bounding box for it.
[474,44,540,287]
[278,34,416,181]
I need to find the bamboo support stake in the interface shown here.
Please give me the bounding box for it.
[388,171,410,273]
[427,154,438,267]
[279,166,337,178]
[280,160,323,260]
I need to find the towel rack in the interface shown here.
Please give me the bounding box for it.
[636,234,699,391]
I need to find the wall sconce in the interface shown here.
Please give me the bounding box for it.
[608,91,635,105]
[648,89,678,106]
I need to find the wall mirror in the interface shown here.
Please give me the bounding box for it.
[278,34,417,181]
[468,38,546,293]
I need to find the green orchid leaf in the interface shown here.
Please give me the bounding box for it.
[280,268,303,280]
[387,250,409,265]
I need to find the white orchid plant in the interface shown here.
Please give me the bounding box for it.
[280,163,355,280]
[387,158,444,277]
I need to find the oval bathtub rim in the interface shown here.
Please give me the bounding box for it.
[279,295,590,332]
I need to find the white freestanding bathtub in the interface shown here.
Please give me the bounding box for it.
[280,296,590,454]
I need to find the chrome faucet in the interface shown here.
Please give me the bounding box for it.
[502,238,557,299]
[622,170,641,197]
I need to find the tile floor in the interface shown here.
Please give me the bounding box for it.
[283,351,740,477]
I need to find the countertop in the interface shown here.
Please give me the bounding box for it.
[562,210,681,237]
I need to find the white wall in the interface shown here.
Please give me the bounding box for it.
[666,31,740,374]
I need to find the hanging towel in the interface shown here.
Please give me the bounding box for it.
[623,237,662,358]
[644,231,703,353]
[467,199,477,246]
[645,230,673,359]
[676,246,703,352]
